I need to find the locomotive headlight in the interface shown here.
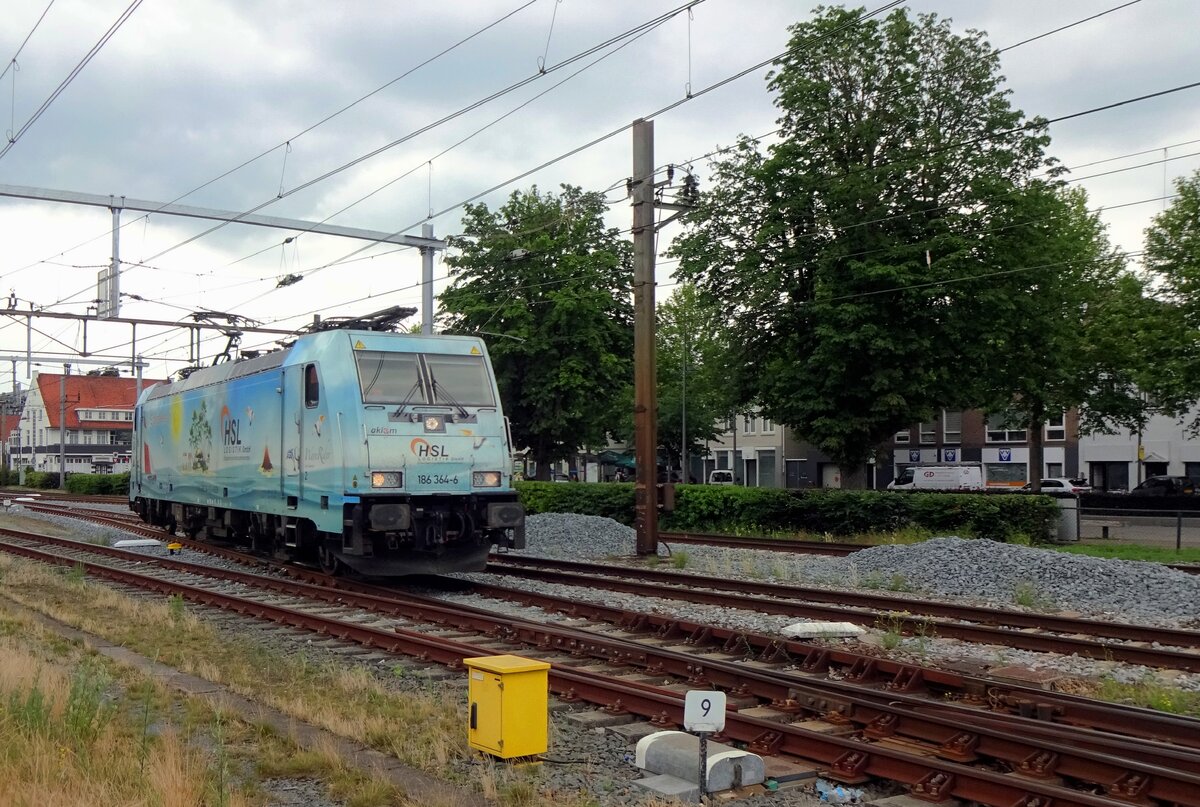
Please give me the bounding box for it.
[472,471,501,488]
[371,471,403,488]
[423,415,445,433]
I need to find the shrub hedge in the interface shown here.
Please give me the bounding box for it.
[65,472,130,495]
[6,471,130,495]
[514,481,1059,542]
[10,475,1057,541]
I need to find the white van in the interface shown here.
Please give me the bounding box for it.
[708,469,735,485]
[888,464,983,491]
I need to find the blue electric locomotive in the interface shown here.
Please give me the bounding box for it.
[129,326,525,575]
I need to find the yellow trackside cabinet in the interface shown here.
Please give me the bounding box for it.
[464,655,551,759]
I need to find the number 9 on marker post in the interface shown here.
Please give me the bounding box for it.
[683,690,726,733]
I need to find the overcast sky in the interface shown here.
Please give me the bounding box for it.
[0,0,1196,384]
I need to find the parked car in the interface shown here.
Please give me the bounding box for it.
[1128,475,1196,496]
[887,464,984,491]
[708,469,735,485]
[1019,477,1091,493]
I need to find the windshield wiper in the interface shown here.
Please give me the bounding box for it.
[392,379,425,418]
[431,379,470,419]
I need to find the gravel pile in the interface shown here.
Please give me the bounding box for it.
[514,512,653,560]
[846,537,1200,625]
[517,514,1200,627]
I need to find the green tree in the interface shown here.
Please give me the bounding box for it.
[655,284,736,476]
[671,6,1056,482]
[438,185,633,479]
[1141,170,1200,428]
[973,183,1153,488]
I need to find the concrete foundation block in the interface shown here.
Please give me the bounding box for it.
[633,773,700,801]
[607,721,663,743]
[635,730,766,791]
[869,794,963,807]
[563,710,637,729]
[781,621,866,639]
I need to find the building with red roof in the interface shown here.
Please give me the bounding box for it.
[10,371,165,475]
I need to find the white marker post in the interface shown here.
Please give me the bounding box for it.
[683,690,726,803]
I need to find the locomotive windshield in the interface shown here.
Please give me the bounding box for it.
[356,352,422,404]
[354,350,495,407]
[426,354,495,407]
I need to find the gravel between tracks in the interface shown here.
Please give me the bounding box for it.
[14,504,1200,799]
[513,513,1200,628]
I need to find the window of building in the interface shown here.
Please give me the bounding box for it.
[986,414,1026,443]
[723,417,735,434]
[1045,413,1066,441]
[743,415,756,434]
[894,428,911,445]
[761,417,775,434]
[943,410,962,444]
[1046,462,1063,478]
[919,419,937,444]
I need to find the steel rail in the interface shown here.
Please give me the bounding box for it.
[2,535,1200,806]
[486,558,1200,671]
[659,530,869,555]
[17,507,1200,748]
[9,514,1200,753]
[31,503,1200,650]
[0,536,1192,807]
[659,529,1200,576]
[491,554,1200,649]
[143,526,1200,754]
[7,525,1200,774]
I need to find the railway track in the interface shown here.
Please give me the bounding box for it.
[486,554,1200,672]
[21,501,1200,670]
[660,528,1200,575]
[2,528,1199,807]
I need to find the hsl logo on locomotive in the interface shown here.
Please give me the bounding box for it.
[221,405,251,456]
[409,438,448,458]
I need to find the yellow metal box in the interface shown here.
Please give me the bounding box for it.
[464,654,551,759]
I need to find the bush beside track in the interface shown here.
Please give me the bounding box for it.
[11,471,131,495]
[515,482,1059,543]
[15,474,1058,542]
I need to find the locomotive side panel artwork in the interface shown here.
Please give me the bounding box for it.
[130,330,524,576]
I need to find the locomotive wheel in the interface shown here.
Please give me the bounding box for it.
[318,544,342,575]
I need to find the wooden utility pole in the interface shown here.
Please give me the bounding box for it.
[632,119,659,556]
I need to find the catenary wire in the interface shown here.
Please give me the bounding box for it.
[0,0,144,162]
[0,0,540,281]
[96,110,1200,365]
[0,0,56,85]
[218,7,675,304]
[135,1,705,266]
[37,0,683,316]
[4,1,1174,363]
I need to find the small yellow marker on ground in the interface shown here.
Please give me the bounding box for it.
[167,541,183,555]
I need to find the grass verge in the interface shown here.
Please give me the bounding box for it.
[1055,542,1200,564]
[0,552,671,806]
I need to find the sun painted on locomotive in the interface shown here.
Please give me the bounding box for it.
[129,330,525,575]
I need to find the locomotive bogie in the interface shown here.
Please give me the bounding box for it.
[129,331,524,576]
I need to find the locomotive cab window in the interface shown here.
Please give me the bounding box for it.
[304,364,320,408]
[356,351,424,404]
[425,354,495,407]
